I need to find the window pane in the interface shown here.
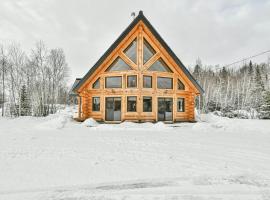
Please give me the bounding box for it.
[105,76,122,88]
[106,57,132,71]
[157,77,173,89]
[143,76,152,88]
[177,98,185,112]
[148,58,172,72]
[178,79,185,90]
[143,39,156,64]
[143,97,152,112]
[124,38,137,64]
[127,96,136,112]
[92,97,100,111]
[92,78,100,89]
[127,75,137,88]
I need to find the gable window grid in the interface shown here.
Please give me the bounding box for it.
[157,77,173,89]
[73,11,204,95]
[127,96,137,112]
[178,79,185,90]
[127,75,137,88]
[92,97,100,111]
[92,78,100,89]
[177,98,185,112]
[106,57,132,72]
[123,38,137,64]
[105,76,122,88]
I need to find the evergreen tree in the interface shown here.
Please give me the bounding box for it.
[20,85,31,116]
[259,91,270,119]
[248,60,254,76]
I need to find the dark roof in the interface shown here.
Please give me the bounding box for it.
[69,78,81,96]
[73,11,204,94]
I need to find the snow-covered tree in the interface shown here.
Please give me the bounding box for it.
[259,91,270,119]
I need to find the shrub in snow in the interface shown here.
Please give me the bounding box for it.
[207,100,221,112]
[82,118,99,127]
[259,91,270,119]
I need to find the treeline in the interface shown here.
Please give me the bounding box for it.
[193,58,270,119]
[0,41,69,117]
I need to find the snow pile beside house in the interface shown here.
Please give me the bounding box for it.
[81,118,99,127]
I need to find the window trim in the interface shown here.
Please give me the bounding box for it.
[126,75,138,88]
[143,96,152,112]
[105,76,122,89]
[177,97,185,112]
[127,96,137,112]
[143,75,152,88]
[92,97,100,112]
[157,76,173,90]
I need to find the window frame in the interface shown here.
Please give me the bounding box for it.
[143,75,152,88]
[177,98,185,112]
[157,77,173,90]
[127,75,137,88]
[127,96,137,112]
[92,97,100,112]
[143,96,152,112]
[105,76,122,89]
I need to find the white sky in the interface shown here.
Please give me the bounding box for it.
[0,0,270,84]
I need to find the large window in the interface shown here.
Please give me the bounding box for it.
[143,39,156,64]
[92,78,100,89]
[127,96,137,112]
[127,75,137,88]
[105,76,122,88]
[148,58,172,72]
[157,77,173,89]
[143,76,152,88]
[143,97,152,112]
[106,57,132,71]
[177,98,185,112]
[92,97,100,111]
[124,38,137,64]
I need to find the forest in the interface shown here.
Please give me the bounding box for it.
[192,58,270,119]
[0,41,269,119]
[0,41,69,117]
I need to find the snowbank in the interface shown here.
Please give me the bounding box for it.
[81,118,99,127]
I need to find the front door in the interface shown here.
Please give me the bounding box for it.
[158,98,173,121]
[105,97,121,121]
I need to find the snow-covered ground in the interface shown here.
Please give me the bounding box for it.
[0,107,270,200]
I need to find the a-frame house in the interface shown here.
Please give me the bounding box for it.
[72,11,203,122]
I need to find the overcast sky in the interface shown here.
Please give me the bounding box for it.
[0,0,270,83]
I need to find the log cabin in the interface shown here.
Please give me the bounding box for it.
[72,11,204,122]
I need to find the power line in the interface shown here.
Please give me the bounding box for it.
[223,49,270,68]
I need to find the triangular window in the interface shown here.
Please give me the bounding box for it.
[178,79,185,90]
[124,38,137,64]
[106,57,132,71]
[148,58,172,72]
[92,78,100,89]
[143,39,156,64]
